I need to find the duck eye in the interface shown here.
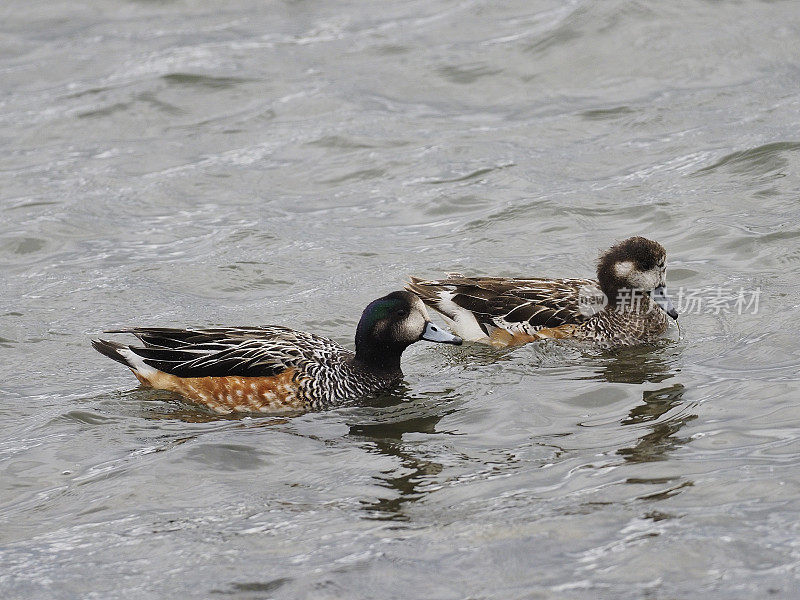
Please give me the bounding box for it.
[396,309,408,317]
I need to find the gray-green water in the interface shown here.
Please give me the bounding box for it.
[3,1,800,598]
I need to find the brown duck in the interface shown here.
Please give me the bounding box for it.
[406,237,678,348]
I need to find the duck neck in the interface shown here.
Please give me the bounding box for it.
[603,286,652,314]
[352,337,405,376]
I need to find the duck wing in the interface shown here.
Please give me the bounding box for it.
[96,326,345,378]
[407,276,602,339]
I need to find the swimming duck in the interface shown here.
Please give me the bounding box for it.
[92,291,462,414]
[406,237,678,348]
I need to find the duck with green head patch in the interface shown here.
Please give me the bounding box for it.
[406,237,679,349]
[92,291,462,414]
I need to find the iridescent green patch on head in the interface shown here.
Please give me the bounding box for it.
[356,294,410,342]
[363,297,404,325]
[354,291,422,367]
[354,290,459,370]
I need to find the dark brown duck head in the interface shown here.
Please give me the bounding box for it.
[596,237,678,319]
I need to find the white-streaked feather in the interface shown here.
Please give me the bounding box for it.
[118,347,158,376]
[435,290,490,341]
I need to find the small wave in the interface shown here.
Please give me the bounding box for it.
[161,72,253,89]
[693,141,800,177]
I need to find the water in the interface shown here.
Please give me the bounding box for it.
[2,1,800,597]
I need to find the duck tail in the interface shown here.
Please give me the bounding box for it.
[92,338,157,378]
[91,338,133,367]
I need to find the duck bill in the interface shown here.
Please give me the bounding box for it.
[652,286,679,320]
[420,321,462,345]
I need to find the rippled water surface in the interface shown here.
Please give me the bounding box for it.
[3,1,800,598]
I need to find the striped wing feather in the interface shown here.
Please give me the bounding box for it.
[410,276,601,333]
[108,326,345,378]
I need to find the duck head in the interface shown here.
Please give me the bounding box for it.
[355,290,462,371]
[596,236,678,319]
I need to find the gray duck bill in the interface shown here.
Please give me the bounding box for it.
[653,285,679,320]
[420,321,463,345]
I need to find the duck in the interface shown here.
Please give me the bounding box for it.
[406,237,679,348]
[91,291,462,414]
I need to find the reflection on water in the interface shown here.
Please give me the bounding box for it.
[618,384,694,463]
[592,346,696,500]
[618,383,696,504]
[621,384,687,427]
[592,342,680,385]
[588,343,695,465]
[348,411,448,521]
